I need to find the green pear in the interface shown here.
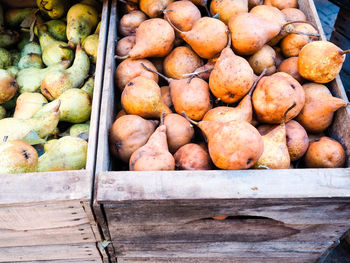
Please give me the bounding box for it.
[45,20,67,42]
[35,89,91,123]
[21,42,42,57]
[37,0,69,20]
[0,30,20,48]
[0,69,18,104]
[17,60,70,93]
[0,140,38,174]
[5,8,34,28]
[41,43,90,100]
[0,48,12,69]
[18,54,44,70]
[81,76,94,97]
[0,105,6,119]
[14,93,48,119]
[6,66,19,77]
[70,123,90,137]
[11,50,20,66]
[0,100,60,141]
[44,139,58,152]
[37,24,74,66]
[82,34,98,63]
[66,3,99,45]
[38,136,88,172]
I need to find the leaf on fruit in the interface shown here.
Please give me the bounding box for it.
[20,130,46,145]
[20,9,39,28]
[77,132,89,142]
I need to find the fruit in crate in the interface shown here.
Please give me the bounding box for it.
[304,137,345,168]
[0,140,38,174]
[129,124,175,171]
[296,83,347,133]
[210,0,248,24]
[174,143,212,170]
[0,69,17,104]
[38,136,88,172]
[119,11,147,37]
[298,41,350,83]
[164,1,201,31]
[109,115,159,163]
[37,0,69,19]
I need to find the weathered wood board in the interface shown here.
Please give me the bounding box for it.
[94,0,350,262]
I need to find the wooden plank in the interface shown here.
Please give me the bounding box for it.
[118,257,318,263]
[97,170,350,202]
[1,0,35,8]
[0,200,96,247]
[86,0,110,195]
[21,260,101,263]
[0,170,90,205]
[0,243,101,262]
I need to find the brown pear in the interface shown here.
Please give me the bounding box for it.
[281,8,306,22]
[164,113,194,153]
[264,0,298,9]
[119,11,147,36]
[116,36,136,57]
[248,0,263,10]
[160,86,172,108]
[248,45,276,75]
[253,104,296,169]
[140,0,174,18]
[228,13,280,55]
[128,18,175,59]
[278,57,304,83]
[210,0,248,24]
[203,80,256,123]
[174,143,212,170]
[163,46,203,79]
[164,1,201,31]
[209,44,255,104]
[142,63,211,121]
[109,115,159,162]
[115,58,159,91]
[253,72,305,123]
[296,83,347,133]
[258,120,309,161]
[165,14,228,59]
[298,41,350,83]
[121,76,172,118]
[185,117,263,169]
[129,124,175,171]
[281,23,319,57]
[304,137,345,168]
[0,69,18,104]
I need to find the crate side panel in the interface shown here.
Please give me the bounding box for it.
[0,243,101,262]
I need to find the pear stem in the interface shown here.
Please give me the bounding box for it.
[141,63,171,83]
[339,49,350,56]
[181,111,199,126]
[226,29,231,48]
[282,102,297,125]
[3,136,8,143]
[248,67,267,97]
[59,42,75,50]
[283,20,319,32]
[203,0,211,17]
[182,67,213,78]
[287,30,320,37]
[115,54,130,60]
[163,10,184,35]
[160,112,166,125]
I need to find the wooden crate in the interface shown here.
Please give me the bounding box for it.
[94,0,350,262]
[0,0,110,262]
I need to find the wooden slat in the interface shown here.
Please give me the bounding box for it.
[0,171,90,205]
[0,243,101,262]
[21,260,101,263]
[0,200,93,247]
[97,170,350,202]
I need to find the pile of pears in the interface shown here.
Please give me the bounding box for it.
[0,0,102,174]
[111,0,349,171]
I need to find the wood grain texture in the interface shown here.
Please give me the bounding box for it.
[20,260,102,263]
[0,244,102,262]
[0,170,91,205]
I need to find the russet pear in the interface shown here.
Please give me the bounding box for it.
[174,143,212,170]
